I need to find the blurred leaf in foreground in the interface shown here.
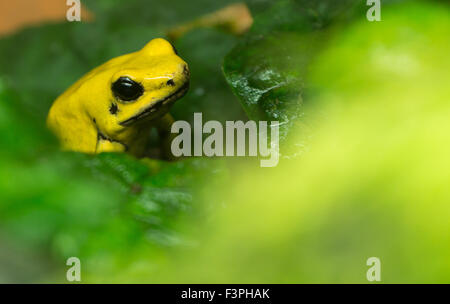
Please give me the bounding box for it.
[155,1,450,283]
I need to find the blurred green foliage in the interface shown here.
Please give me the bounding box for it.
[0,0,449,283]
[162,1,450,283]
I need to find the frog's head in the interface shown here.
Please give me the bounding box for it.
[83,38,189,137]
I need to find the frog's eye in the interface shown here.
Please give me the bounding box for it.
[112,77,144,102]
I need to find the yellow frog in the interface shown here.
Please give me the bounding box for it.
[47,38,189,158]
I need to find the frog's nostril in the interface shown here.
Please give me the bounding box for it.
[166,79,175,86]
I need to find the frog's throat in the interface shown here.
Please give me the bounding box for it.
[119,81,189,127]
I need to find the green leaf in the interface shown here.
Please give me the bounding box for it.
[222,0,407,148]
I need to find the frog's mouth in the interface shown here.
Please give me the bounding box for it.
[119,81,189,127]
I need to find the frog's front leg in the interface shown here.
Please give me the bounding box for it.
[96,134,127,153]
[156,113,177,160]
